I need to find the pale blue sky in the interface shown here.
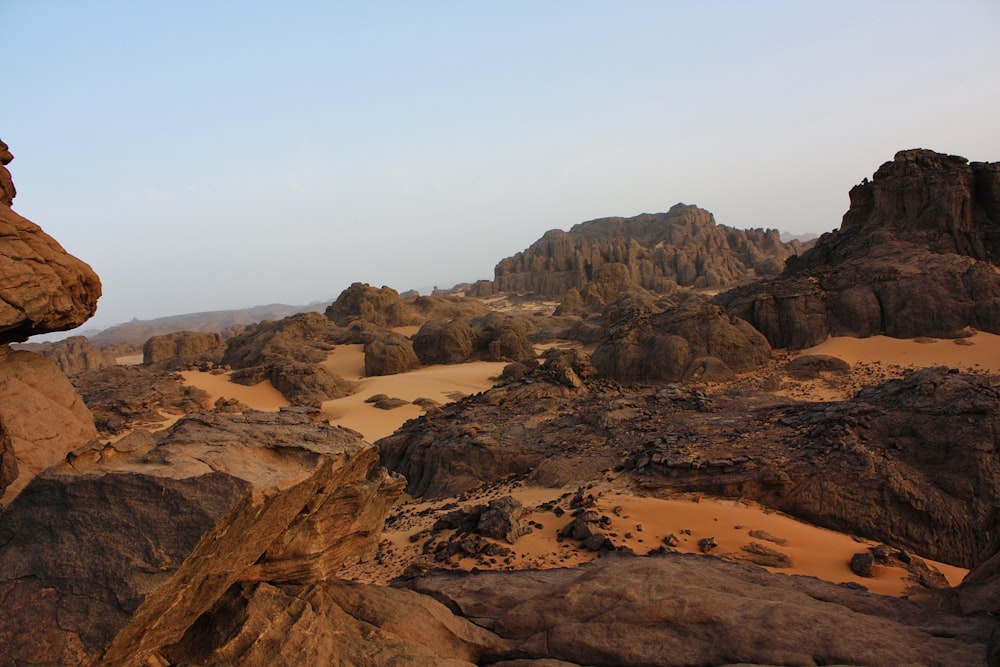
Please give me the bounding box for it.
[5,1,1000,332]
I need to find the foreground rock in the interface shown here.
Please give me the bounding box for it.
[0,410,403,666]
[718,149,1000,348]
[404,554,991,666]
[0,347,98,505]
[0,139,101,343]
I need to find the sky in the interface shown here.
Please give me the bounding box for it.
[4,1,1000,334]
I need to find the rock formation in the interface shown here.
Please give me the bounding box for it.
[0,347,98,505]
[0,140,101,506]
[718,149,1000,348]
[221,312,357,404]
[326,282,491,328]
[20,335,121,376]
[0,139,101,342]
[0,410,404,666]
[142,330,226,365]
[494,204,805,298]
[590,294,772,382]
[364,330,421,376]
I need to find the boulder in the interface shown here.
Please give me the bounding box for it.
[0,139,101,342]
[364,331,420,376]
[325,283,416,327]
[0,410,403,666]
[142,330,225,365]
[412,320,477,364]
[591,295,771,382]
[0,347,98,505]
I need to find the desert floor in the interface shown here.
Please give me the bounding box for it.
[179,330,1000,596]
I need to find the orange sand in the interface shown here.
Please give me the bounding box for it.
[180,370,288,411]
[345,482,966,597]
[318,344,506,441]
[802,332,1000,374]
[179,344,506,443]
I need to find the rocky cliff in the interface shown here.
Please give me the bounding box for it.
[494,204,805,298]
[718,149,1000,348]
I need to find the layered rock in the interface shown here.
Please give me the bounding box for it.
[0,410,404,666]
[718,149,1000,348]
[494,204,804,298]
[0,139,101,342]
[591,294,772,382]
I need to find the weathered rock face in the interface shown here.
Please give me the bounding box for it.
[0,347,98,505]
[718,149,1000,349]
[404,554,992,667]
[591,295,772,382]
[412,320,477,364]
[23,335,120,376]
[142,330,225,365]
[325,282,492,329]
[0,410,404,666]
[364,331,421,376]
[495,204,804,298]
[0,139,101,342]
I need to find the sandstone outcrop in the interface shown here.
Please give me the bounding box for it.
[494,204,805,299]
[718,149,1000,348]
[364,330,421,376]
[142,330,226,366]
[0,139,101,342]
[412,312,536,366]
[221,312,357,404]
[0,347,98,505]
[22,335,121,376]
[591,294,772,382]
[325,282,490,329]
[0,410,403,666]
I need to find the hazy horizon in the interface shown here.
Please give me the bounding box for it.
[6,1,1000,335]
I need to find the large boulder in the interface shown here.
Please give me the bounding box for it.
[142,330,225,365]
[591,295,772,382]
[0,347,98,505]
[0,410,404,666]
[412,320,477,364]
[718,149,1000,348]
[364,331,420,376]
[0,139,101,342]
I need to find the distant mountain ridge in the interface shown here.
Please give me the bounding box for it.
[81,302,328,348]
[493,203,811,297]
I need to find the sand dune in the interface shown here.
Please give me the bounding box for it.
[802,331,1000,373]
